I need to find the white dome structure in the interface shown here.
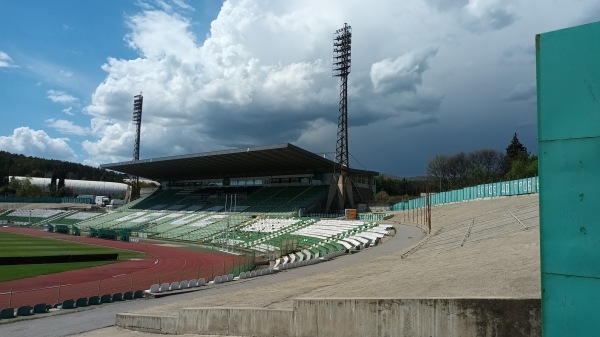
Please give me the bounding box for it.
[11,176,130,199]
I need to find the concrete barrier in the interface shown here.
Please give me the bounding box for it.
[116,313,178,334]
[116,298,541,337]
[178,307,293,336]
[293,298,541,337]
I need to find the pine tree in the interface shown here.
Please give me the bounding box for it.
[503,133,535,179]
[506,133,528,162]
[57,174,66,197]
[48,174,57,197]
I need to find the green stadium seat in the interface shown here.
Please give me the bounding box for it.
[75,298,88,307]
[100,294,112,303]
[0,308,16,319]
[61,299,75,309]
[134,290,145,298]
[16,305,32,316]
[32,303,48,314]
[124,291,134,300]
[88,296,101,305]
[112,292,124,301]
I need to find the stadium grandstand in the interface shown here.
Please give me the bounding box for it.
[101,143,376,204]
[34,143,383,261]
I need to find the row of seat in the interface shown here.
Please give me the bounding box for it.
[275,258,321,270]
[145,278,207,294]
[144,268,277,296]
[241,218,298,233]
[238,268,273,279]
[273,223,393,270]
[7,209,65,218]
[0,290,145,320]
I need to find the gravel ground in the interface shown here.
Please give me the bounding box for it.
[74,194,540,336]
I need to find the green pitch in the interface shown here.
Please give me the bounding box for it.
[0,231,145,282]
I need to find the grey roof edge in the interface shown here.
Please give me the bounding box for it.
[100,143,378,177]
[100,143,293,168]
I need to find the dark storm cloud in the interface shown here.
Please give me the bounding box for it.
[504,82,536,101]
[424,0,468,11]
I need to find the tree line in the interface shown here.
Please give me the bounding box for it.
[0,150,128,197]
[375,133,538,202]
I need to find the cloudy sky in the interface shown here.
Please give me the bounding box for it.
[0,0,598,176]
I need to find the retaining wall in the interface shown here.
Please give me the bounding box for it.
[116,298,541,337]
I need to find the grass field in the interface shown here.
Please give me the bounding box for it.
[0,231,146,282]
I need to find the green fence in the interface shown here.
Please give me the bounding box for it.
[389,177,539,211]
[358,213,389,221]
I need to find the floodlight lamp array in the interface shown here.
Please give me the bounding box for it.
[333,23,352,77]
[132,94,143,123]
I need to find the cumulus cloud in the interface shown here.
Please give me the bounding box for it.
[425,0,518,32]
[47,90,79,104]
[62,107,75,116]
[82,0,445,164]
[45,119,90,136]
[82,122,136,165]
[462,0,518,31]
[0,51,16,68]
[370,46,440,94]
[363,46,443,128]
[0,127,76,161]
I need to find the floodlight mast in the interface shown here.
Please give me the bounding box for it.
[132,93,143,161]
[326,23,354,212]
[333,23,351,170]
[131,93,143,200]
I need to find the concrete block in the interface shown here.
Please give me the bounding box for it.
[229,307,293,337]
[116,313,178,334]
[177,307,292,336]
[177,308,229,335]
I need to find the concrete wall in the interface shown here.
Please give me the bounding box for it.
[293,298,541,337]
[117,298,541,337]
[177,307,293,336]
[116,314,178,334]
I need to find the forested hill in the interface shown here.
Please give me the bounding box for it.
[0,151,127,182]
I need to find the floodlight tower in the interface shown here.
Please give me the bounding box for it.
[326,23,355,211]
[131,93,143,200]
[132,93,143,161]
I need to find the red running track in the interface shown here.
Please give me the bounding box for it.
[0,227,244,308]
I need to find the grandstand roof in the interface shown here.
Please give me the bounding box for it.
[101,143,378,181]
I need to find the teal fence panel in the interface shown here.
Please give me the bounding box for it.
[537,21,600,337]
[389,176,538,211]
[358,213,389,221]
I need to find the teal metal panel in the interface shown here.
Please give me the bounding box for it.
[539,138,600,278]
[542,273,600,336]
[537,28,600,142]
[537,21,600,337]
